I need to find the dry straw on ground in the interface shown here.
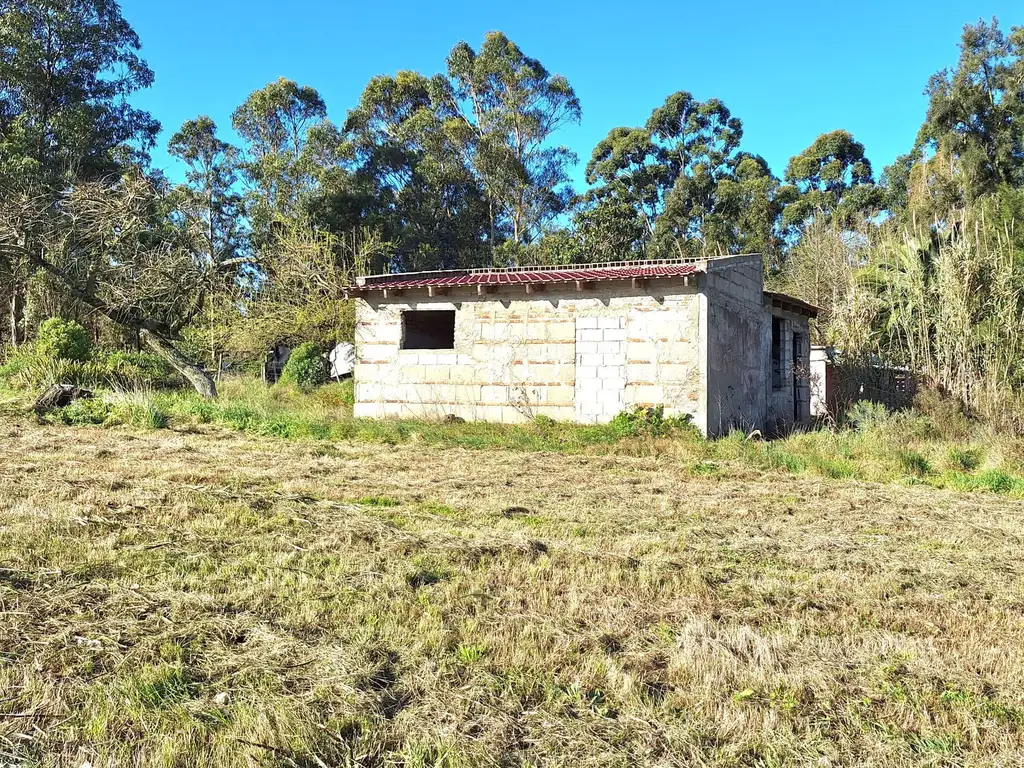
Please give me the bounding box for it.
[1,419,1022,766]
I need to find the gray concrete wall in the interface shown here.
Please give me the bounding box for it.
[352,278,705,428]
[702,255,770,435]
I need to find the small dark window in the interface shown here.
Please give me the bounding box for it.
[771,317,783,390]
[402,310,455,350]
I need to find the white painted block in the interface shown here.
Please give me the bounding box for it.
[603,329,627,342]
[597,317,622,329]
[598,364,622,378]
[481,385,507,403]
[576,366,598,379]
[603,353,624,366]
[579,377,602,391]
[580,329,603,343]
[580,353,603,367]
[576,317,598,329]
[602,377,626,390]
[597,341,622,355]
[576,341,598,355]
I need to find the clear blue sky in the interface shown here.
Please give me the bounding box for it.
[121,0,1019,188]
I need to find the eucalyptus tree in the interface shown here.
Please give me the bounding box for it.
[341,70,490,269]
[714,153,785,265]
[585,91,778,259]
[0,0,158,344]
[887,18,1024,216]
[231,78,330,246]
[780,130,883,228]
[441,32,582,252]
[168,117,244,274]
[168,117,246,362]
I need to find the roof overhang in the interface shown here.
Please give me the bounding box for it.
[763,291,820,319]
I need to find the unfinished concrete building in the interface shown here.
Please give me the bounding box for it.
[348,254,818,436]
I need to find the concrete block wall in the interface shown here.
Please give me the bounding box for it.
[574,316,626,422]
[702,255,771,435]
[353,278,704,427]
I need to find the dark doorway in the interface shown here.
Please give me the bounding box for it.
[771,317,783,390]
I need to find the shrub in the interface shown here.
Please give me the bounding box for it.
[609,405,696,438]
[278,343,329,392]
[48,397,115,426]
[845,400,892,432]
[106,351,178,389]
[36,318,91,362]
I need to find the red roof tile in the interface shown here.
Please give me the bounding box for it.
[353,261,704,291]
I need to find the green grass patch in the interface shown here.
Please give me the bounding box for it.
[357,496,401,507]
[897,449,931,476]
[939,469,1024,495]
[16,375,1024,499]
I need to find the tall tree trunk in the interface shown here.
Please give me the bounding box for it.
[8,283,25,347]
[141,330,217,399]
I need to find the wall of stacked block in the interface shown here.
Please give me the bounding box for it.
[352,279,705,428]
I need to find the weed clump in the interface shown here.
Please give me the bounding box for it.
[609,405,697,438]
[279,343,329,392]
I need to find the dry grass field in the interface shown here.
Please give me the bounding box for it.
[1,417,1023,767]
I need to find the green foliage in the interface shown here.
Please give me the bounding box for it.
[105,351,178,388]
[0,349,108,390]
[278,343,329,392]
[780,130,882,228]
[583,92,782,260]
[897,20,1024,211]
[313,379,355,408]
[0,0,158,187]
[942,469,1024,495]
[36,318,91,362]
[947,447,981,472]
[897,449,931,476]
[609,405,696,438]
[47,397,114,427]
[167,116,243,273]
[0,343,181,391]
[763,445,807,474]
[231,77,328,242]
[845,401,893,432]
[112,392,172,430]
[456,644,489,664]
[446,32,582,248]
[341,70,491,270]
